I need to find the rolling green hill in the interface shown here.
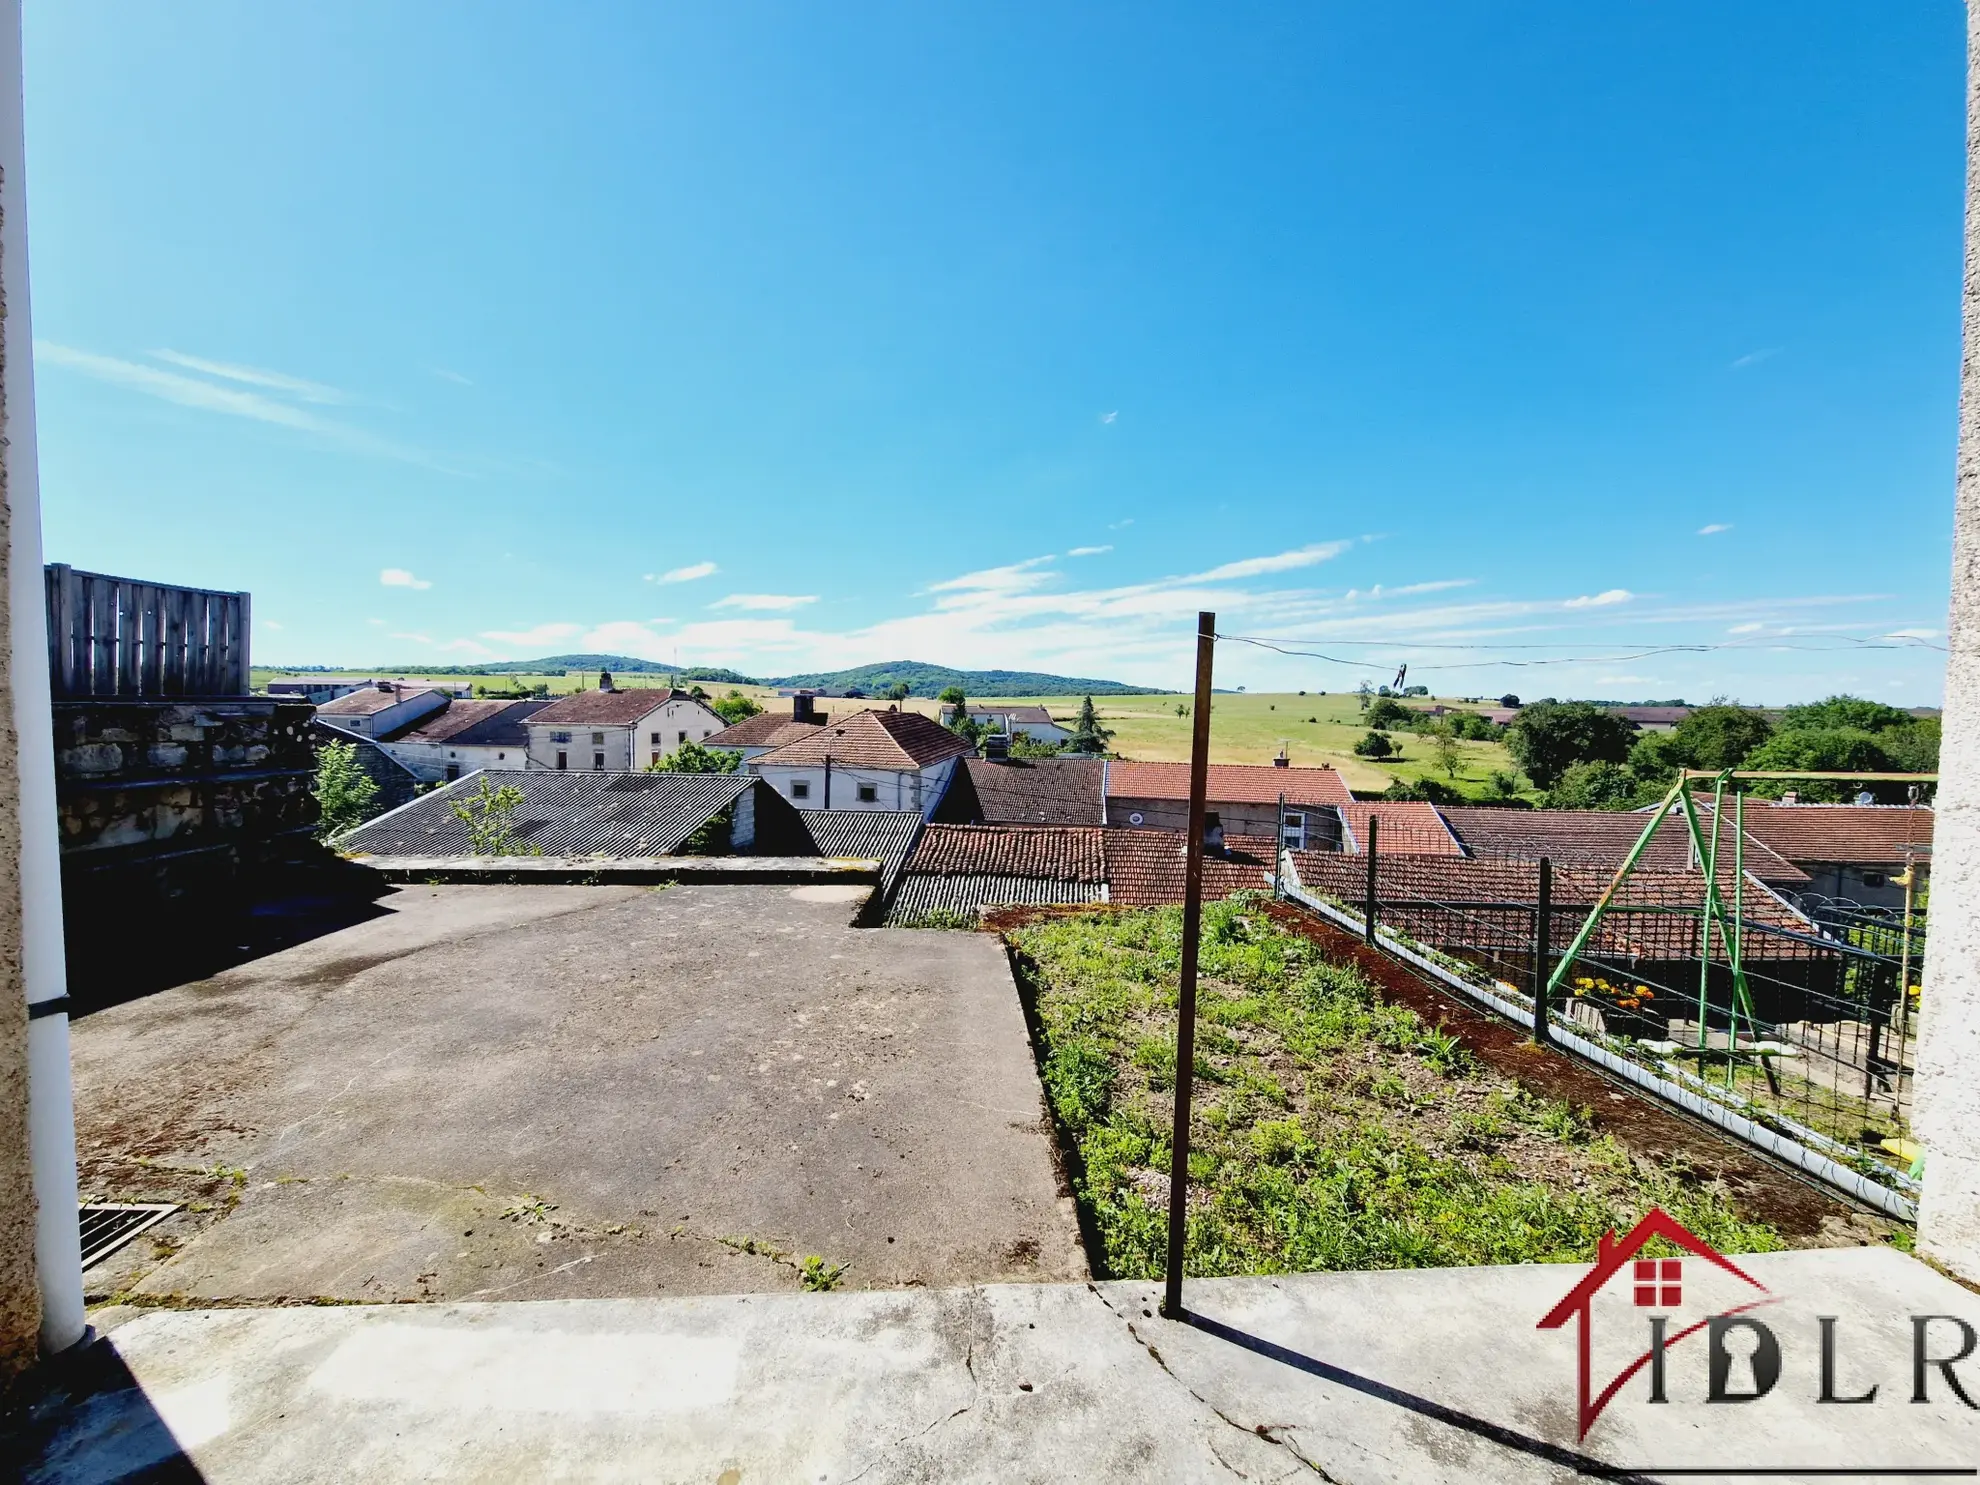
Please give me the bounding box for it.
[764,662,1158,697]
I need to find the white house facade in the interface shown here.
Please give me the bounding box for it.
[748,708,974,820]
[523,683,727,771]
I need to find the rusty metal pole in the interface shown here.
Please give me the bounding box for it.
[1532,856,1553,1046]
[1161,611,1215,1320]
[1363,816,1379,944]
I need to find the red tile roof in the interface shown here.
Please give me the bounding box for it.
[316,684,440,717]
[704,713,826,749]
[390,698,546,745]
[1105,760,1353,808]
[1289,849,1815,959]
[1735,803,1934,867]
[1102,831,1279,907]
[1339,801,1462,855]
[529,688,713,727]
[1437,806,1808,884]
[751,708,976,769]
[910,824,1106,882]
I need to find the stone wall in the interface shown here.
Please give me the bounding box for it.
[55,699,322,999]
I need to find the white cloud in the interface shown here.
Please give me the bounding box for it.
[1698,523,1733,536]
[710,593,819,612]
[1068,545,1113,557]
[652,562,718,584]
[1886,628,1939,641]
[927,557,1056,595]
[1109,518,1134,530]
[1099,411,1118,424]
[1731,349,1779,369]
[1192,542,1353,583]
[261,619,283,630]
[390,631,433,645]
[380,568,432,590]
[1564,589,1633,609]
[39,342,458,471]
[1728,622,1767,634]
[479,621,584,649]
[148,349,349,404]
[436,637,497,658]
[429,367,474,386]
[366,617,386,627]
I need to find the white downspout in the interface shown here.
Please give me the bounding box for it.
[1,1,83,1352]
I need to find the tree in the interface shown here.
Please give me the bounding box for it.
[313,739,379,840]
[1356,680,1374,711]
[1484,769,1523,802]
[1498,694,1521,709]
[937,685,968,707]
[1426,719,1463,779]
[1365,697,1413,730]
[1780,695,1914,734]
[1009,732,1064,758]
[1352,730,1394,759]
[1741,729,1892,801]
[648,740,743,774]
[711,689,763,725]
[1669,702,1773,770]
[1383,776,1457,804]
[885,682,912,702]
[1068,696,1114,755]
[1545,760,1638,811]
[449,777,536,855]
[1503,701,1636,789]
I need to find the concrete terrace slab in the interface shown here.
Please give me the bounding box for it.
[69,882,1083,1304]
[19,1248,1980,1483]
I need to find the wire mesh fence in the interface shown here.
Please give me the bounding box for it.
[1282,831,1924,1214]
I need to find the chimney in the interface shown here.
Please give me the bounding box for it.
[1273,750,1290,769]
[793,692,817,723]
[1781,790,1799,805]
[598,670,616,693]
[1203,811,1226,856]
[983,732,1010,760]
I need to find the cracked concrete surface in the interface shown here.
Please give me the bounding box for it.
[68,883,1083,1305]
[17,1247,1980,1482]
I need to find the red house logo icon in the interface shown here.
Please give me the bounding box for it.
[1536,1208,1774,1439]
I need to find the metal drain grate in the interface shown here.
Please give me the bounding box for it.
[79,1202,178,1269]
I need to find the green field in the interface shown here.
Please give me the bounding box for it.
[262,670,1520,798]
[882,689,1521,797]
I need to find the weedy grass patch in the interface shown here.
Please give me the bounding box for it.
[1009,896,1781,1280]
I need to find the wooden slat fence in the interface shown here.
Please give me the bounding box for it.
[46,564,251,698]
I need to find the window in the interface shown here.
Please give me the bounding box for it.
[651,731,663,744]
[651,752,662,767]
[791,780,811,800]
[593,752,605,771]
[556,751,568,770]
[1864,872,1888,889]
[550,731,571,744]
[856,783,878,804]
[678,730,688,743]
[591,731,605,745]
[1282,812,1306,850]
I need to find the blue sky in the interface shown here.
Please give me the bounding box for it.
[21,3,1966,701]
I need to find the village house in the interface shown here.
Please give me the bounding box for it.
[748,706,973,817]
[703,693,830,760]
[311,681,449,738]
[936,703,1072,745]
[522,674,726,771]
[373,697,551,782]
[1105,758,1353,848]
